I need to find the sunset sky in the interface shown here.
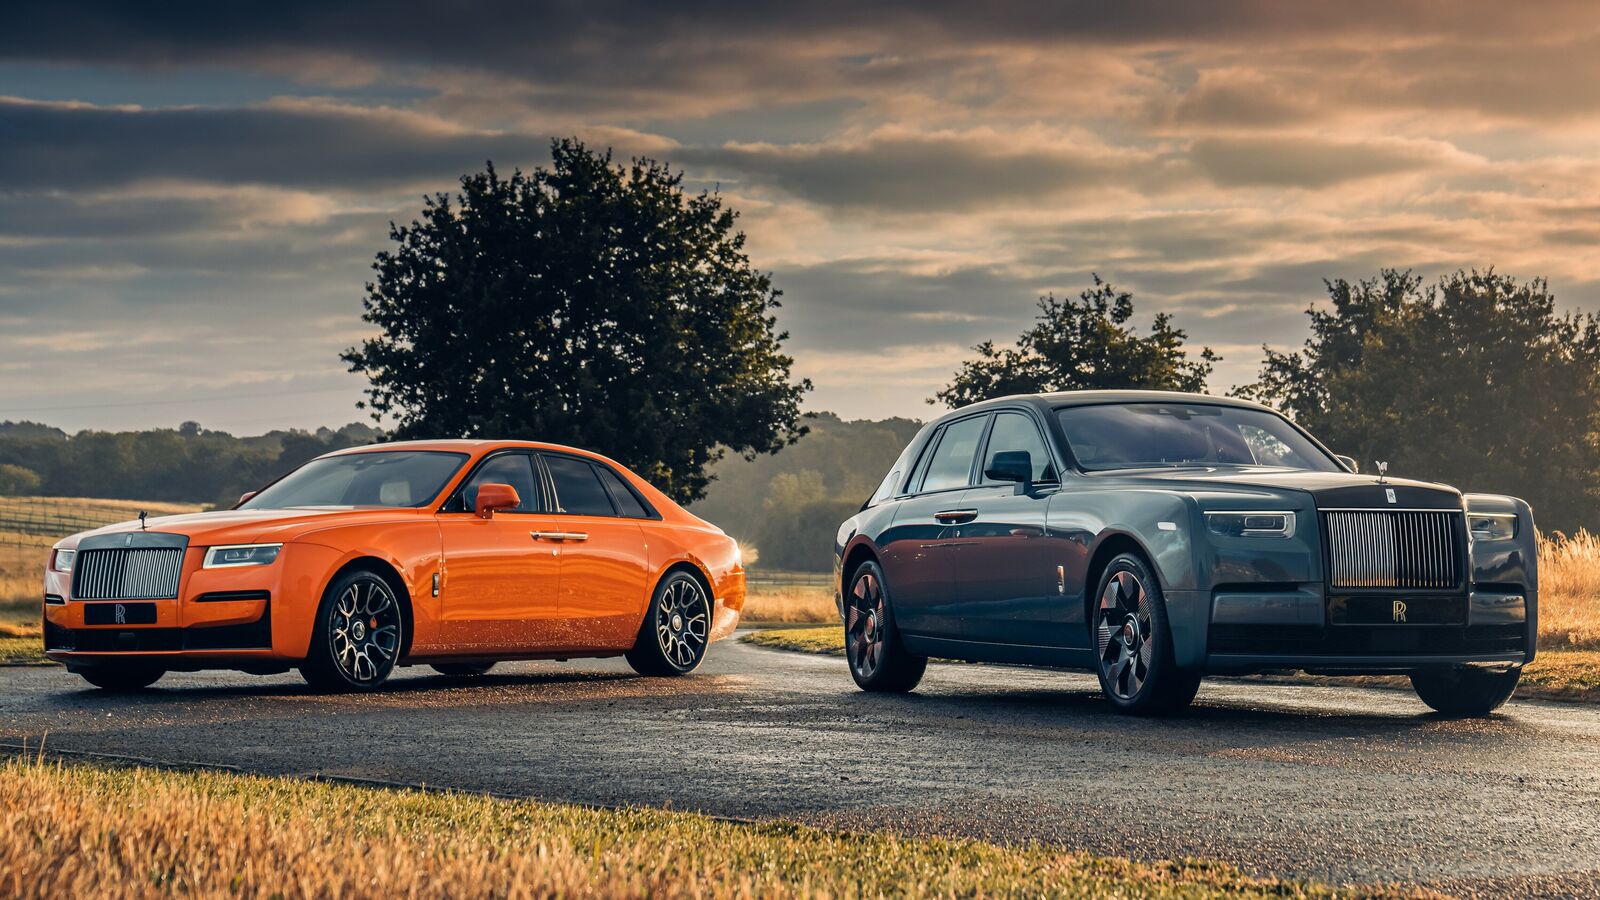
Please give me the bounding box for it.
[3,2,1600,433]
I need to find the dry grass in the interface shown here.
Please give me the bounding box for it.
[740,584,836,624]
[0,637,46,666]
[0,755,1357,899]
[1538,529,1600,650]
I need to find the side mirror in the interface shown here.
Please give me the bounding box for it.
[236,491,257,507]
[474,482,521,519]
[1334,455,1359,474]
[984,450,1033,488]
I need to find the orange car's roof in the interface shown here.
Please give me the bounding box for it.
[324,439,603,458]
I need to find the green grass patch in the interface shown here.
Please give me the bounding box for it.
[0,754,1372,898]
[743,625,844,655]
[0,635,48,666]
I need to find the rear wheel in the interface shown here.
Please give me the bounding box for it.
[625,570,711,676]
[845,561,926,693]
[1411,665,1521,717]
[300,569,404,691]
[79,665,165,691]
[1092,554,1200,715]
[432,662,495,677]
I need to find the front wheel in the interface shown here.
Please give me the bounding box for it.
[844,561,926,693]
[1411,665,1521,717]
[300,569,404,691]
[79,665,165,691]
[1091,554,1200,715]
[625,570,711,676]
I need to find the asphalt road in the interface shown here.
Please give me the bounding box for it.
[4,636,1598,897]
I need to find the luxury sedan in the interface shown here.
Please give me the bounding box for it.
[833,391,1537,716]
[43,440,744,691]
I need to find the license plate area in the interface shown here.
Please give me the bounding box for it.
[1329,595,1466,625]
[84,602,158,626]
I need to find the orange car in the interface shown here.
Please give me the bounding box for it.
[41,440,745,691]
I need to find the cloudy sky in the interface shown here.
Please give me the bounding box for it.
[3,1,1600,433]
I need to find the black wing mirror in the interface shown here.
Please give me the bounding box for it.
[984,450,1033,489]
[1334,454,1359,474]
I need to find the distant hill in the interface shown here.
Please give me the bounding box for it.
[0,420,382,509]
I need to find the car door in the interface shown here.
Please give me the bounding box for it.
[952,410,1077,646]
[878,414,989,639]
[539,453,652,651]
[436,451,564,651]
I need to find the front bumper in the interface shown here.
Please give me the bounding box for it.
[40,541,340,670]
[1165,586,1534,675]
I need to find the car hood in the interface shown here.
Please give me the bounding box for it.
[1091,467,1464,509]
[61,507,430,548]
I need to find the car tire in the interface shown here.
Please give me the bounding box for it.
[625,570,711,677]
[844,560,927,693]
[1410,665,1521,717]
[431,662,495,677]
[300,568,404,692]
[1091,553,1201,715]
[79,665,165,691]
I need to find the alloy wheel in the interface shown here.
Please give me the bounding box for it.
[330,575,401,684]
[846,570,887,680]
[1096,569,1154,701]
[655,576,709,669]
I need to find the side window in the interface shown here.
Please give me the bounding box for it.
[458,453,540,513]
[595,465,651,518]
[545,456,618,516]
[916,416,988,493]
[982,412,1056,483]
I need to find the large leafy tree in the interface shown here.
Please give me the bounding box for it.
[934,276,1218,407]
[1240,269,1600,533]
[344,140,810,503]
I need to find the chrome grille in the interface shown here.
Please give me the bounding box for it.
[1324,510,1462,589]
[72,548,184,600]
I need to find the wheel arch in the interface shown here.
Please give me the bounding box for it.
[1082,531,1159,626]
[323,556,417,658]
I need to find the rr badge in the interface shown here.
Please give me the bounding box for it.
[114,604,127,625]
[1392,600,1408,623]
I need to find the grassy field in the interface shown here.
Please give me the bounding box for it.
[0,755,1362,899]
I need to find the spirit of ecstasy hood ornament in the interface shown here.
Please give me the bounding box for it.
[138,510,148,530]
[1375,461,1389,484]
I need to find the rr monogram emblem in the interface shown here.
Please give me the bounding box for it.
[114,604,127,625]
[1392,600,1408,623]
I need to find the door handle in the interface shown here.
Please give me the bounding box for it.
[531,531,589,541]
[933,509,978,524]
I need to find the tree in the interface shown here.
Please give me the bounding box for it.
[934,276,1218,408]
[1239,269,1600,534]
[344,140,810,503]
[0,463,41,495]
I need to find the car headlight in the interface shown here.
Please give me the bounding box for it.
[1468,513,1518,542]
[1206,511,1296,538]
[50,549,76,573]
[203,543,283,568]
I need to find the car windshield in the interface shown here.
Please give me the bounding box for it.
[240,451,468,509]
[1057,403,1340,472]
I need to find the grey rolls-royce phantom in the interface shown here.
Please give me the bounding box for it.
[832,391,1536,716]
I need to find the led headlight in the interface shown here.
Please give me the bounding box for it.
[203,543,283,568]
[50,549,75,573]
[1205,511,1296,538]
[1468,513,1518,542]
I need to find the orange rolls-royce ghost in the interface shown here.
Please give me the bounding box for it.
[42,441,745,691]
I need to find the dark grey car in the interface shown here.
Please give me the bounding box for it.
[833,391,1537,716]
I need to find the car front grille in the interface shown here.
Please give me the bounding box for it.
[1323,510,1463,589]
[72,548,184,600]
